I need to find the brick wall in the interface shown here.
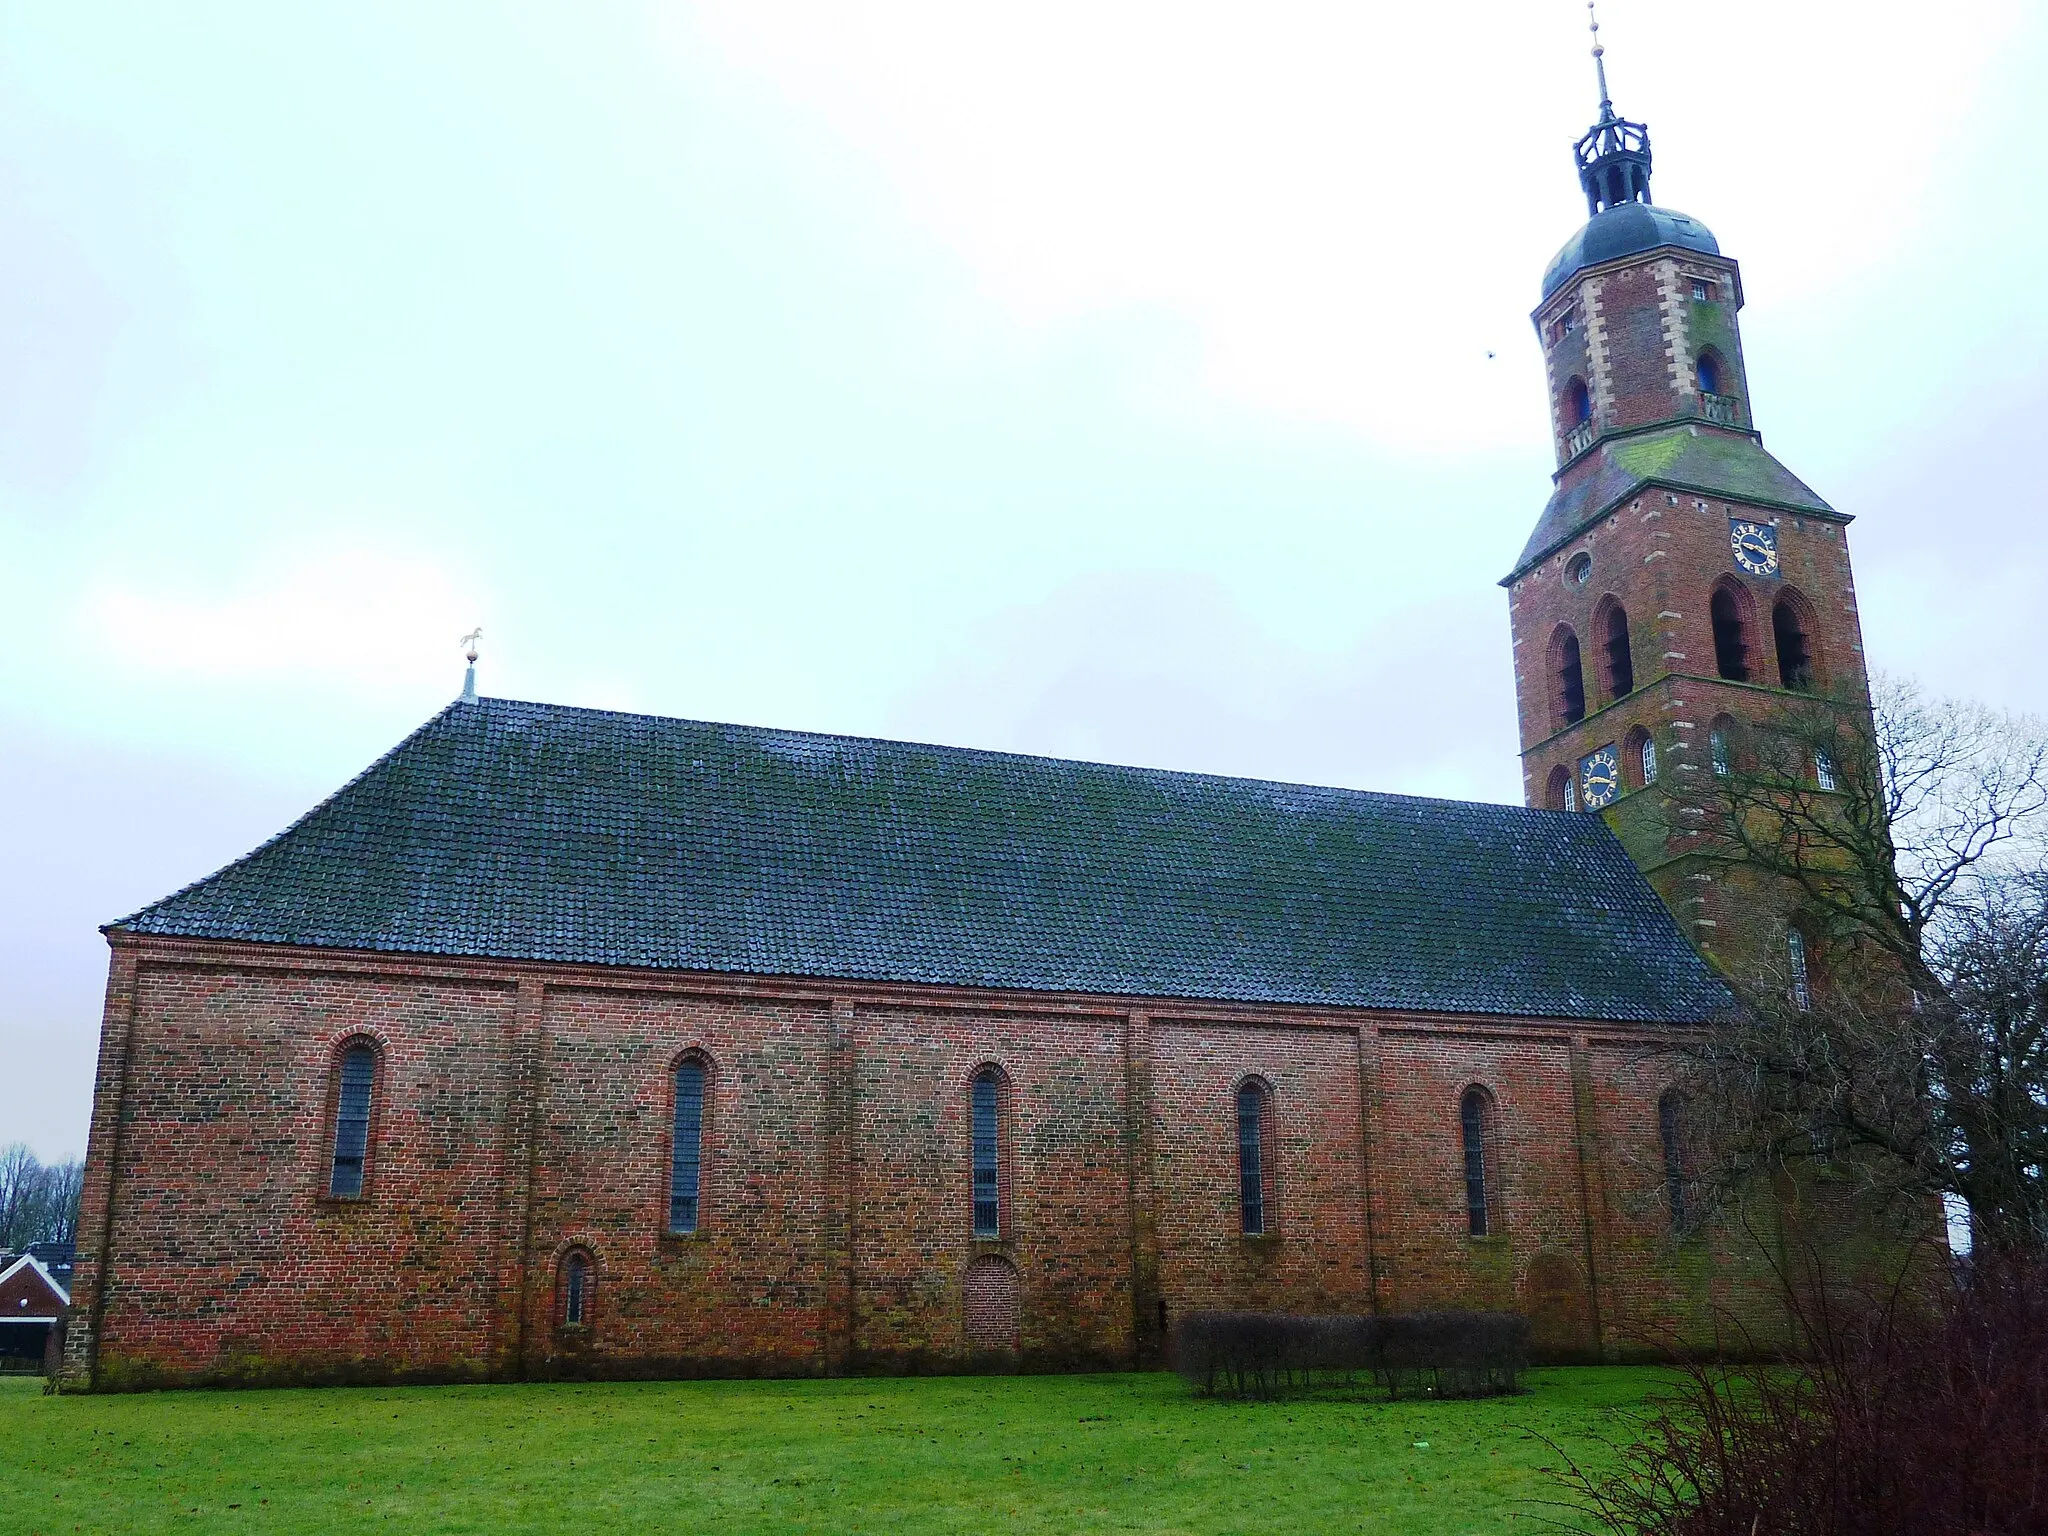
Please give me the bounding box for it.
[59,935,1799,1389]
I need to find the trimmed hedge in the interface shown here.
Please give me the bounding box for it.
[1172,1310,1529,1401]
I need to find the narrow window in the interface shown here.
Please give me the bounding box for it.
[972,1069,1001,1239]
[1548,765,1572,811]
[1557,629,1586,725]
[1567,378,1591,425]
[1710,721,1732,777]
[1564,776,1579,812]
[1788,929,1812,1011]
[328,1043,375,1198]
[1710,586,1749,681]
[1815,749,1836,791]
[1639,732,1658,786]
[1460,1089,1491,1237]
[670,1058,705,1235]
[1696,352,1721,394]
[1602,602,1634,698]
[563,1252,589,1326]
[1659,1092,1689,1233]
[1237,1081,1273,1236]
[1773,597,1814,690]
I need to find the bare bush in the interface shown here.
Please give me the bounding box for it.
[1172,1310,1528,1401]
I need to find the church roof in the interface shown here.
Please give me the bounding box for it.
[1541,202,1720,299]
[113,698,1731,1025]
[1505,423,1839,583]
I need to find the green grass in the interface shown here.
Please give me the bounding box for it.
[0,1368,1667,1534]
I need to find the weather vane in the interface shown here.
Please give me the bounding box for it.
[459,627,482,703]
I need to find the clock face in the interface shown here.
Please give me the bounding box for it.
[1730,519,1778,576]
[1579,744,1621,809]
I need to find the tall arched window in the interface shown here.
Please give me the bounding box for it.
[1626,726,1657,788]
[1237,1079,1275,1236]
[1566,377,1591,425]
[1548,765,1573,811]
[1696,350,1722,395]
[1710,583,1751,682]
[1788,929,1812,1011]
[1555,627,1587,726]
[559,1249,593,1328]
[971,1066,1005,1239]
[1710,716,1735,777]
[1773,592,1816,690]
[1596,599,1634,699]
[1460,1088,1494,1237]
[670,1056,707,1235]
[328,1041,377,1199]
[1659,1092,1689,1234]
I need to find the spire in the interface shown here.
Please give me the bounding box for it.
[459,627,481,704]
[1572,0,1653,218]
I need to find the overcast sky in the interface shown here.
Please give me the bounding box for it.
[3,1,2044,1160]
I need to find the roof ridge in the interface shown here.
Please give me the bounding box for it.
[468,694,1564,822]
[107,702,467,933]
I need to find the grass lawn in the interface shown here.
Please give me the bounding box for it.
[0,1367,1666,1534]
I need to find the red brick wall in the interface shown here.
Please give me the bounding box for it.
[57,935,1801,1389]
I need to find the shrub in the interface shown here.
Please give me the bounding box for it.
[1172,1310,1528,1401]
[1555,1256,2048,1535]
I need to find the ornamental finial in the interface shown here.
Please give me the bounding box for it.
[1588,0,1613,119]
[459,628,482,704]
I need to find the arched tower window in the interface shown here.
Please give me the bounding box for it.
[1772,591,1817,690]
[558,1248,595,1329]
[670,1055,708,1235]
[1624,725,1655,790]
[1237,1078,1276,1236]
[1460,1087,1496,1237]
[1554,626,1587,726]
[1595,598,1634,700]
[1658,1092,1690,1234]
[328,1040,377,1199]
[1696,350,1722,396]
[1566,377,1591,425]
[1710,715,1736,777]
[971,1065,1008,1239]
[1547,765,1573,811]
[1710,582,1751,682]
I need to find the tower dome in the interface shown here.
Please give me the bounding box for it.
[1542,203,1719,299]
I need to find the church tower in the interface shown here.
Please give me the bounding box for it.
[1502,22,1871,974]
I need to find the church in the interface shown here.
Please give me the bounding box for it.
[59,66,1869,1388]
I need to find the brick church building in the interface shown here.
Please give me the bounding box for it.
[61,70,1872,1389]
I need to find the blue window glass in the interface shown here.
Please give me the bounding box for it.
[328,1044,375,1198]
[1696,352,1721,394]
[1237,1083,1267,1235]
[972,1072,1000,1238]
[670,1060,705,1234]
[1461,1090,1490,1237]
[564,1253,587,1325]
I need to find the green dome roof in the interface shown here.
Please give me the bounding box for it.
[1542,202,1718,298]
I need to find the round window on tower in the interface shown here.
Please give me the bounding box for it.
[1566,552,1592,588]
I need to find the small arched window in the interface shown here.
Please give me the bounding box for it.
[559,1249,593,1328]
[1566,378,1591,425]
[1788,929,1812,1011]
[1773,593,1816,690]
[1710,583,1751,682]
[1625,726,1657,788]
[1710,716,1735,777]
[1547,765,1572,811]
[1237,1079,1276,1236]
[328,1041,377,1199]
[1460,1088,1494,1237]
[1597,599,1634,699]
[1696,351,1722,396]
[1659,1092,1690,1234]
[670,1056,707,1235]
[971,1066,1005,1239]
[1555,627,1587,726]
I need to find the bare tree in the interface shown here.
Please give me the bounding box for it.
[1669,677,2048,1258]
[0,1143,39,1250]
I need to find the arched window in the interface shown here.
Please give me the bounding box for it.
[1710,716,1735,777]
[971,1066,1006,1239]
[1696,350,1722,395]
[328,1041,377,1199]
[1787,929,1812,1011]
[1566,378,1591,425]
[1460,1088,1495,1237]
[1237,1079,1275,1236]
[1772,592,1817,690]
[1554,626,1587,726]
[1710,582,1751,682]
[1596,598,1634,699]
[1625,726,1656,790]
[559,1249,594,1328]
[670,1056,707,1235]
[1659,1092,1689,1234]
[1547,764,1573,811]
